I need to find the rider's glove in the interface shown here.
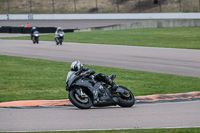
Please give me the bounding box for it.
[80,71,90,76]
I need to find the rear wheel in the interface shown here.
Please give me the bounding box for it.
[69,86,92,109]
[117,86,135,107]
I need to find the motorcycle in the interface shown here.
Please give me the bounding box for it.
[66,70,135,109]
[55,32,64,45]
[32,31,39,44]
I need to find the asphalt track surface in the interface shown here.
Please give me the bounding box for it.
[0,36,200,132]
[0,39,200,78]
[0,101,200,132]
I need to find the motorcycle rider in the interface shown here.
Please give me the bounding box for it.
[30,27,38,40]
[55,27,65,44]
[68,61,119,91]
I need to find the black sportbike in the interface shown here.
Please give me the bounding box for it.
[66,70,135,109]
[55,32,64,45]
[32,31,39,44]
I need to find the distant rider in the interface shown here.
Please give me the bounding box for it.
[30,27,38,40]
[55,27,65,44]
[67,61,119,91]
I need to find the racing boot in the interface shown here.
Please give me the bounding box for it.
[111,82,119,91]
[108,78,118,91]
[96,73,118,91]
[108,74,116,81]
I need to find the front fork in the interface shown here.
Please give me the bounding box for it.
[55,37,59,42]
[75,87,88,98]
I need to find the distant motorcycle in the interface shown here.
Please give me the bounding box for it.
[66,70,135,109]
[55,32,64,45]
[32,31,39,44]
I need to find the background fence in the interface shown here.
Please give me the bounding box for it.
[0,0,200,14]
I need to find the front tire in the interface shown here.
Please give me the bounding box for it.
[59,39,62,45]
[69,87,92,109]
[117,86,135,107]
[36,38,39,44]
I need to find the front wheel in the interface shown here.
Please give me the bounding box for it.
[32,38,35,44]
[117,86,135,107]
[69,87,92,109]
[59,40,62,45]
[36,38,39,44]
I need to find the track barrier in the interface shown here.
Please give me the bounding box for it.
[0,26,74,34]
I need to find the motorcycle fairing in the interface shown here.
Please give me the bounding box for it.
[66,72,79,90]
[74,78,99,100]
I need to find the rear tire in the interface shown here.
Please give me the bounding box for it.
[69,87,92,109]
[117,86,135,107]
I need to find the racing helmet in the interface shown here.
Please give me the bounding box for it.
[57,27,62,31]
[71,61,83,71]
[32,27,36,30]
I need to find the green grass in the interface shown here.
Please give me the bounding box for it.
[0,55,200,102]
[1,27,200,49]
[23,128,200,133]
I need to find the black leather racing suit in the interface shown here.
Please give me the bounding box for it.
[30,29,37,40]
[80,67,118,90]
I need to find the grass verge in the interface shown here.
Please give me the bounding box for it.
[24,128,200,133]
[0,55,200,102]
[1,27,200,49]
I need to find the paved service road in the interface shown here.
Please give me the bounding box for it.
[0,40,200,78]
[0,20,146,29]
[0,101,200,132]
